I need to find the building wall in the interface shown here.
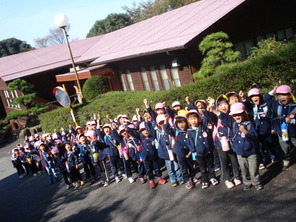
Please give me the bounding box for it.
[186,0,296,69]
[112,52,193,91]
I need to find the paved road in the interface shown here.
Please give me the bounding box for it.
[1,139,296,222]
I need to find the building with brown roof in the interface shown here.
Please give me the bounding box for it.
[0,0,295,116]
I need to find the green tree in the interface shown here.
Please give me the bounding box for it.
[82,75,107,101]
[193,32,240,79]
[0,38,33,57]
[122,0,199,23]
[249,37,285,59]
[169,0,199,9]
[6,79,48,121]
[87,13,133,37]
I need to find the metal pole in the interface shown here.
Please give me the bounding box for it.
[61,27,85,102]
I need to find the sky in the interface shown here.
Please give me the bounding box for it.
[0,0,141,47]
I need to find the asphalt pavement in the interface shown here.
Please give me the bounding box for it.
[1,139,296,222]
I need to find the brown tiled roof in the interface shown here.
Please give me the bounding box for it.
[0,35,104,81]
[0,0,246,82]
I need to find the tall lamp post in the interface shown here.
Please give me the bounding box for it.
[54,13,85,104]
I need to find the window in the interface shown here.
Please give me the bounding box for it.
[140,67,151,91]
[3,90,20,108]
[285,28,293,39]
[159,65,170,90]
[149,66,160,91]
[244,39,254,56]
[170,67,181,87]
[119,70,127,91]
[126,69,134,91]
[277,30,286,41]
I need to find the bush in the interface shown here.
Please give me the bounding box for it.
[82,75,107,101]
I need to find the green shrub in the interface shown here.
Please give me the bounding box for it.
[82,75,107,102]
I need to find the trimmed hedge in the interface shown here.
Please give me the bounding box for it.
[39,41,296,133]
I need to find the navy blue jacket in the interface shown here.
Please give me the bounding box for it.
[127,126,158,161]
[265,94,296,138]
[243,99,273,136]
[145,121,170,160]
[163,124,190,157]
[214,112,234,148]
[187,125,211,157]
[231,121,258,156]
[103,134,120,157]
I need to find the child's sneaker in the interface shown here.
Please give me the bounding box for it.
[122,174,128,179]
[243,184,251,191]
[193,177,201,185]
[75,182,81,189]
[225,180,234,189]
[103,181,109,187]
[149,180,156,189]
[128,177,135,183]
[283,160,290,168]
[202,182,209,189]
[139,177,146,184]
[214,166,221,172]
[185,181,194,189]
[234,179,242,186]
[66,184,70,190]
[259,163,265,170]
[210,178,219,186]
[172,183,178,187]
[115,177,121,183]
[80,180,85,186]
[157,178,167,185]
[255,184,263,190]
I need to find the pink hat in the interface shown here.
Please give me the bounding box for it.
[139,122,146,131]
[132,115,138,121]
[75,126,82,131]
[51,147,60,154]
[52,133,59,140]
[187,109,199,115]
[229,103,245,115]
[116,114,123,120]
[156,114,166,124]
[127,124,136,129]
[12,148,19,153]
[155,103,164,110]
[102,124,111,129]
[84,130,97,140]
[118,125,126,134]
[55,139,63,144]
[172,101,181,108]
[276,85,292,94]
[195,100,207,105]
[248,88,261,97]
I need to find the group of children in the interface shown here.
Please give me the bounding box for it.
[11,85,296,192]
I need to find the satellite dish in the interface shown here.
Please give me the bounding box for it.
[53,86,71,107]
